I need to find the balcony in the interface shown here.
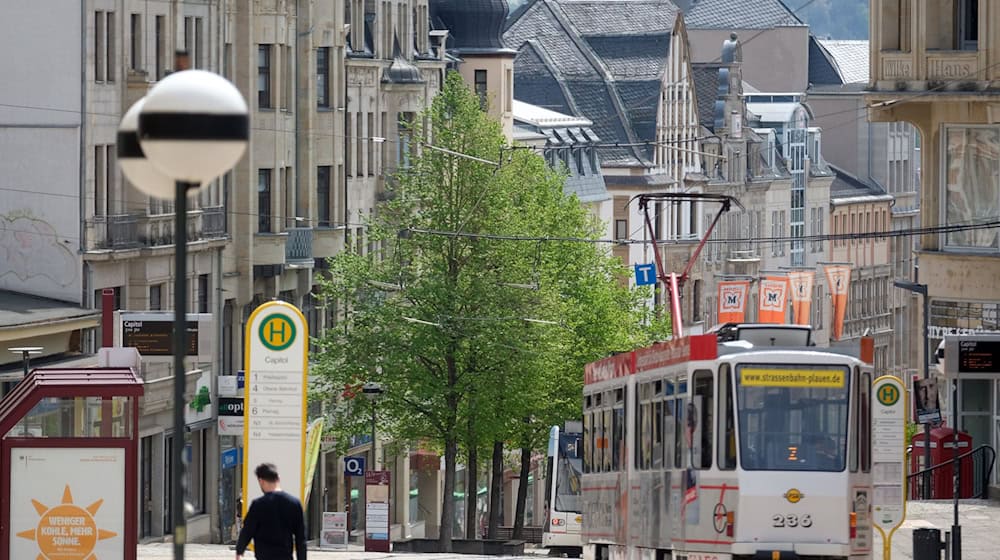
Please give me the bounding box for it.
[285,227,314,268]
[87,214,140,250]
[85,208,228,255]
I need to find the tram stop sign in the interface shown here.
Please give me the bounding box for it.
[871,375,907,558]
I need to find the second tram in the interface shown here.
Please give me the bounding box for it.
[543,422,584,557]
[581,324,874,560]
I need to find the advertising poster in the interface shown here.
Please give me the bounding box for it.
[9,447,125,560]
[320,512,348,549]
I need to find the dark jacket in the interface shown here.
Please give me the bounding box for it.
[236,490,306,560]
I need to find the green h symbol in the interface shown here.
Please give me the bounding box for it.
[267,320,287,342]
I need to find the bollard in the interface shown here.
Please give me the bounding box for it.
[913,527,944,560]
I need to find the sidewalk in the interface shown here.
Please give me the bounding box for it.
[874,499,1000,560]
[136,543,547,559]
[138,501,1000,559]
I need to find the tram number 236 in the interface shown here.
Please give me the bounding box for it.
[772,514,813,528]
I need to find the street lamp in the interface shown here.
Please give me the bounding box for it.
[118,68,247,560]
[362,382,385,469]
[5,346,42,395]
[894,279,931,500]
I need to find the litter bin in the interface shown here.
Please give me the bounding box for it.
[913,527,943,560]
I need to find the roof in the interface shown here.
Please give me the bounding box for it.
[691,63,723,130]
[684,0,805,30]
[505,0,681,167]
[431,0,515,54]
[513,99,611,203]
[829,164,891,202]
[513,99,592,127]
[0,291,100,331]
[819,39,869,84]
[746,101,804,125]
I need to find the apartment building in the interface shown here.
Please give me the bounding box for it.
[868,0,1000,479]
[808,36,922,376]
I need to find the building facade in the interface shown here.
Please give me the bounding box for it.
[868,0,1000,482]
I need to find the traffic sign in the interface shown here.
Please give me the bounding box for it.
[344,456,365,477]
[634,263,657,286]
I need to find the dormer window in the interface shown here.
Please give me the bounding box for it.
[574,148,584,175]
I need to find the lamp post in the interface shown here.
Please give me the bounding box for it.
[5,346,42,396]
[894,279,931,501]
[362,382,385,469]
[118,67,247,560]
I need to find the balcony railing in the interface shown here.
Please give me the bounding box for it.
[202,206,226,237]
[89,214,140,250]
[285,227,314,267]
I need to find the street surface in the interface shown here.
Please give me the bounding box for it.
[138,500,1000,559]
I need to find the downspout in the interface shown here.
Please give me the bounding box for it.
[80,0,89,308]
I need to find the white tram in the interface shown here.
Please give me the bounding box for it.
[581,324,874,560]
[543,422,585,557]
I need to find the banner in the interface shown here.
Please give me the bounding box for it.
[823,264,852,340]
[717,280,750,324]
[788,270,816,326]
[758,276,789,324]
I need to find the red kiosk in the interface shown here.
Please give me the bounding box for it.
[911,426,974,499]
[0,368,142,560]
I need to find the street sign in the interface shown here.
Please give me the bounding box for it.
[221,447,241,470]
[364,470,391,553]
[634,263,657,286]
[344,456,365,476]
[871,375,907,560]
[242,301,309,512]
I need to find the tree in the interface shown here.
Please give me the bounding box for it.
[312,70,667,552]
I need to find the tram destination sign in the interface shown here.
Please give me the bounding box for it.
[945,335,1000,378]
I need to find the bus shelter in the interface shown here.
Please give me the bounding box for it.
[0,368,143,560]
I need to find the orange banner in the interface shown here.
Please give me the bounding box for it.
[823,264,852,340]
[717,280,750,324]
[788,270,815,326]
[758,276,789,324]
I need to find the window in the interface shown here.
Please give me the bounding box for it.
[155,16,165,79]
[95,12,106,82]
[718,365,736,470]
[692,370,714,469]
[257,169,272,232]
[738,364,850,472]
[317,47,330,108]
[318,166,331,227]
[94,146,107,216]
[367,113,375,175]
[147,285,161,311]
[346,113,354,177]
[198,274,209,313]
[397,112,413,168]
[283,45,292,111]
[258,45,272,109]
[958,0,978,51]
[184,17,205,69]
[474,69,488,110]
[943,126,999,251]
[614,219,628,241]
[284,166,294,228]
[130,14,142,71]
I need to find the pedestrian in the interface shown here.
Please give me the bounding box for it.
[236,463,307,560]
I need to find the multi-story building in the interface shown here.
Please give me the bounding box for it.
[680,0,810,92]
[868,0,1000,481]
[505,0,707,328]
[808,36,922,376]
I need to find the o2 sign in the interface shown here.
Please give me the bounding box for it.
[344,456,365,476]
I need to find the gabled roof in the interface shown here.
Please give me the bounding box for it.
[505,0,681,167]
[684,0,805,30]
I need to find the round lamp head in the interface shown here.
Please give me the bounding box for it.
[118,98,177,199]
[138,70,249,185]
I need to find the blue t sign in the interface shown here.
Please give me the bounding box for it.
[634,263,657,286]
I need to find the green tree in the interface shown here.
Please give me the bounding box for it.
[312,71,666,551]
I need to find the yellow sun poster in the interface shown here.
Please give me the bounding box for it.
[9,447,124,560]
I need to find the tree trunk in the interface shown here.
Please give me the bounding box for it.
[465,444,478,539]
[512,444,531,539]
[440,435,457,552]
[487,440,503,539]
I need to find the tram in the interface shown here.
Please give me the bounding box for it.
[543,422,584,557]
[581,324,874,560]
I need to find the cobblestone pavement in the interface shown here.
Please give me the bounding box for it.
[139,501,1000,559]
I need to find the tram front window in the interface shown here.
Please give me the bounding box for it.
[736,364,850,472]
[555,433,583,513]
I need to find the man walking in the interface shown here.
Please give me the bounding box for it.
[236,463,307,560]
